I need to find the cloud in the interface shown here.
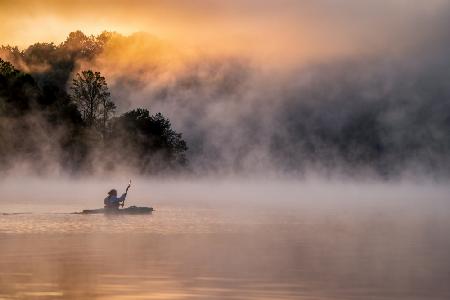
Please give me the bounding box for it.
[2,1,450,177]
[1,0,449,64]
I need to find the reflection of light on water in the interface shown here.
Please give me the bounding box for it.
[0,207,282,234]
[1,199,450,300]
[20,291,64,297]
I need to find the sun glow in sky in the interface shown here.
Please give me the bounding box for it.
[1,0,449,65]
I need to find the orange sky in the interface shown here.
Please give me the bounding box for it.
[0,0,448,64]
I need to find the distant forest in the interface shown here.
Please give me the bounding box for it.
[0,31,187,174]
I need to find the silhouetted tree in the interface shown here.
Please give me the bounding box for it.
[1,56,188,174]
[110,108,188,172]
[0,30,115,90]
[0,58,39,115]
[0,58,19,76]
[70,70,115,133]
[61,31,101,59]
[0,58,89,172]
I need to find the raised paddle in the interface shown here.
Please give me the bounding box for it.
[122,180,132,208]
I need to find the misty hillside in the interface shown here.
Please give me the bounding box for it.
[0,32,187,175]
[1,30,450,177]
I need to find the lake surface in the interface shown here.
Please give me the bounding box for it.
[1,180,450,299]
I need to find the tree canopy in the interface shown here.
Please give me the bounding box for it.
[0,56,188,174]
[0,30,116,90]
[109,108,188,172]
[70,70,115,132]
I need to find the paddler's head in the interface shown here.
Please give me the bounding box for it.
[108,189,117,196]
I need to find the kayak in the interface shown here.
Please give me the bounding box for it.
[80,206,153,215]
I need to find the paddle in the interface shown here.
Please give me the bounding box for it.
[122,180,131,208]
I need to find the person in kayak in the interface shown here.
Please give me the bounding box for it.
[104,189,127,209]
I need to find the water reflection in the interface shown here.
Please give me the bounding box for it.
[1,203,450,299]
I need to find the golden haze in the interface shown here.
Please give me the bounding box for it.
[1,0,448,65]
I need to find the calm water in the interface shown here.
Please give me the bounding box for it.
[1,181,450,300]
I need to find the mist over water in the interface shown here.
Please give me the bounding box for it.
[1,177,450,299]
[2,1,450,177]
[55,1,450,177]
[1,1,450,299]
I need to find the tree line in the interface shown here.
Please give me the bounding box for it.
[0,55,187,174]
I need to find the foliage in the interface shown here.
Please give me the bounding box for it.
[70,70,115,132]
[0,30,116,89]
[0,54,188,174]
[0,58,87,171]
[0,58,19,77]
[110,108,188,172]
[0,58,40,116]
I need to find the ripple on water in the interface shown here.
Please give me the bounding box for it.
[0,207,283,234]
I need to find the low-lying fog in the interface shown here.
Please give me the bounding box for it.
[1,176,449,214]
[1,177,449,299]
